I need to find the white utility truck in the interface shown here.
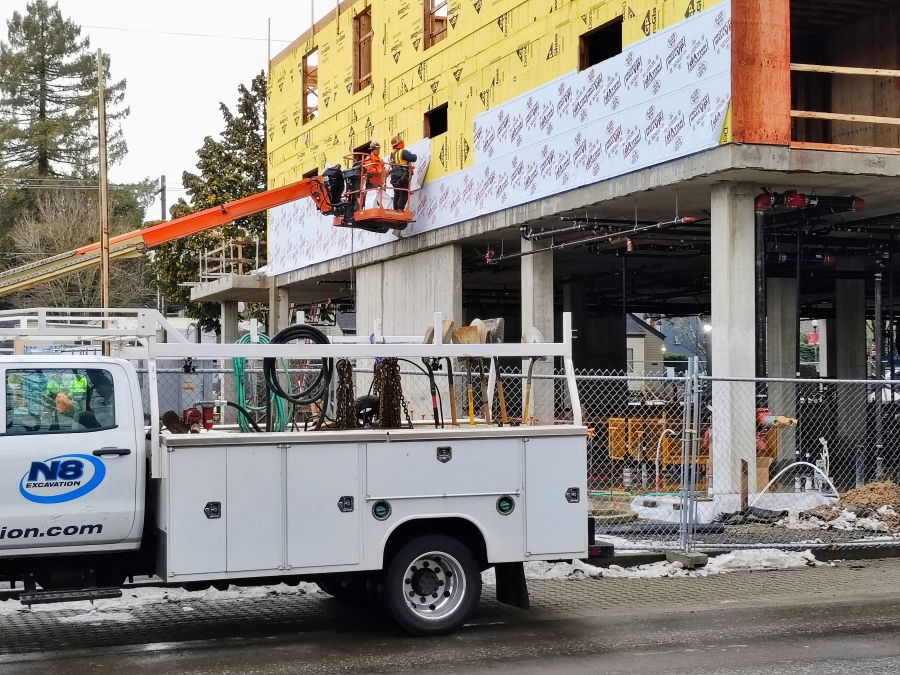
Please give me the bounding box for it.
[0,309,587,635]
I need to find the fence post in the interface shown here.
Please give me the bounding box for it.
[688,357,702,551]
[855,444,866,488]
[740,459,749,510]
[679,358,694,553]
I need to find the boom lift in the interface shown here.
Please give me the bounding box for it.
[0,170,412,296]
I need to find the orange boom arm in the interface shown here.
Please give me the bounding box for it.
[75,178,331,254]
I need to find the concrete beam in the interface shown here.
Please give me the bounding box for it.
[275,144,900,288]
[191,273,337,305]
[192,274,268,303]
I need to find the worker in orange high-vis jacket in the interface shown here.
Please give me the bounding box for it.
[389,136,417,211]
[362,141,386,207]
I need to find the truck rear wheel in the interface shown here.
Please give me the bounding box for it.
[385,534,481,636]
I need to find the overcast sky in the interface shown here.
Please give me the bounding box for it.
[0,0,328,221]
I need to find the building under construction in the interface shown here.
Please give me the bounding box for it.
[189,0,894,383]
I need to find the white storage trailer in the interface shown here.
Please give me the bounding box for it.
[0,309,587,635]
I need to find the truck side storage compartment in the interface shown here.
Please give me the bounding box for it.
[227,445,283,572]
[524,435,587,556]
[367,438,519,498]
[168,445,226,575]
[287,443,360,568]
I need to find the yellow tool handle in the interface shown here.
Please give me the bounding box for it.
[467,387,475,426]
[522,386,531,426]
[449,386,459,427]
[496,364,508,425]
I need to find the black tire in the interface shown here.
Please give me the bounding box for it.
[316,576,370,605]
[384,534,481,636]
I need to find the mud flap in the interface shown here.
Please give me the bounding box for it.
[494,562,530,609]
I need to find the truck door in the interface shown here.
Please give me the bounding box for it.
[0,364,139,549]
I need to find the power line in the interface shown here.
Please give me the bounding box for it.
[81,24,293,43]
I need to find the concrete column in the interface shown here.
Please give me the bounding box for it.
[268,283,291,335]
[522,238,554,424]
[220,301,240,422]
[357,244,462,336]
[356,245,462,421]
[766,278,797,465]
[819,319,835,378]
[835,261,867,464]
[563,283,587,368]
[709,183,757,494]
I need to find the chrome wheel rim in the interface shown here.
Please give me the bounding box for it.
[401,551,466,620]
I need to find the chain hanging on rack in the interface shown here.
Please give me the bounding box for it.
[334,358,358,429]
[372,357,413,429]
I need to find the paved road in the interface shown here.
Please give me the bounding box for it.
[2,558,900,674]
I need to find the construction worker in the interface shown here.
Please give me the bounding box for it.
[389,136,417,211]
[362,141,386,208]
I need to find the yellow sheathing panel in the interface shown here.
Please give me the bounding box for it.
[267,0,724,189]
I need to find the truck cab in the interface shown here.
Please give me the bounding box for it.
[0,358,146,587]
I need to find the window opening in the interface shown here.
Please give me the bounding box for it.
[354,8,373,93]
[424,103,448,138]
[425,0,448,49]
[6,368,116,435]
[579,16,623,71]
[302,48,319,123]
[302,167,320,178]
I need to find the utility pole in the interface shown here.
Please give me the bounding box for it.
[98,48,111,355]
[160,175,167,221]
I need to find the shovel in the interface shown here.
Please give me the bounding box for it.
[438,320,459,427]
[453,325,481,426]
[470,319,491,424]
[482,318,508,426]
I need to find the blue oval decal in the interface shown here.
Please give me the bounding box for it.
[19,454,106,504]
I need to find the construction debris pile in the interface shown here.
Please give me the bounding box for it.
[782,481,900,533]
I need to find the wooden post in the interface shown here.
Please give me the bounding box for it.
[160,175,166,221]
[731,0,791,145]
[98,49,111,356]
[740,459,749,510]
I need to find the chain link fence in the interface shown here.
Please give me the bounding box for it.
[140,359,900,554]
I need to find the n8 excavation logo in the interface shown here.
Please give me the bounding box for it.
[20,454,106,504]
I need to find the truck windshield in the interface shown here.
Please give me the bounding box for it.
[6,368,116,435]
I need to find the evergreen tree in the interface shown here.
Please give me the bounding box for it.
[152,72,268,333]
[0,0,128,175]
[0,0,129,238]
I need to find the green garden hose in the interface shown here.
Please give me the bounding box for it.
[232,332,290,432]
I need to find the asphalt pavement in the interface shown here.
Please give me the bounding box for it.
[2,558,900,674]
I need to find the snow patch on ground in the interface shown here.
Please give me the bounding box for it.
[0,581,326,616]
[481,549,823,583]
[780,508,894,533]
[57,610,134,624]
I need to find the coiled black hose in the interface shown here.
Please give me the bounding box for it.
[263,324,333,430]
